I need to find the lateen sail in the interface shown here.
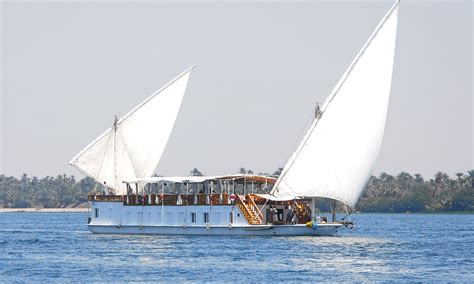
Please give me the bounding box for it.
[271,2,399,207]
[70,66,194,195]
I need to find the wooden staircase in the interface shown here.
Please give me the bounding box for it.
[235,195,263,225]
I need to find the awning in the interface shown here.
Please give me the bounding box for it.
[123,174,277,185]
[254,194,301,201]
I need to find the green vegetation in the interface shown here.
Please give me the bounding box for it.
[0,174,94,208]
[0,170,473,212]
[356,171,474,212]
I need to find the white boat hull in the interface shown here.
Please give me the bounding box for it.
[88,223,341,236]
[87,200,343,236]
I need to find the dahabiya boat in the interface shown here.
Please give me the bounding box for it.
[70,1,399,236]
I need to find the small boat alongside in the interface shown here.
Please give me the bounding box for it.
[70,1,400,236]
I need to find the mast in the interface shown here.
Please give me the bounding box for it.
[113,115,118,195]
[161,182,164,224]
[331,200,337,222]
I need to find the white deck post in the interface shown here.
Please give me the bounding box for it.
[161,182,164,224]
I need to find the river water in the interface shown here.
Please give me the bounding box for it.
[0,213,472,282]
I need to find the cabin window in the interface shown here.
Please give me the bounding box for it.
[191,212,196,223]
[94,208,99,218]
[204,212,209,223]
[229,212,234,224]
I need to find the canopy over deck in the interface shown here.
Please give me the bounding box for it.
[123,174,277,185]
[254,194,302,201]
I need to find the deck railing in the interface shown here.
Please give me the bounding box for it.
[88,195,123,202]
[88,194,234,206]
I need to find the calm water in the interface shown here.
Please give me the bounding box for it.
[0,213,473,282]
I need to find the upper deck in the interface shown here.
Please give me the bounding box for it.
[89,174,314,226]
[88,193,312,226]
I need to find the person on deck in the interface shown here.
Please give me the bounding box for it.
[286,205,294,224]
[268,206,274,224]
[291,207,298,224]
[271,206,278,223]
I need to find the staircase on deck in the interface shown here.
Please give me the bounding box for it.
[235,195,264,225]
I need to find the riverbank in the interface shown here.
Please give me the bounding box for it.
[0,208,88,213]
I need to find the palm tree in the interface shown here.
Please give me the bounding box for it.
[190,168,203,176]
[272,167,283,176]
[455,172,465,188]
[397,172,413,189]
[414,173,424,183]
[434,172,449,184]
[467,170,474,188]
[379,172,394,182]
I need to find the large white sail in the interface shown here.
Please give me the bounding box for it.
[271,2,399,207]
[70,66,194,195]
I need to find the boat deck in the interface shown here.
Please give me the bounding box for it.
[88,194,315,226]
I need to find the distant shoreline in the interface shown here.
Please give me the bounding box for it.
[0,208,89,213]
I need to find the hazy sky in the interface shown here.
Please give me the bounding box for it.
[1,0,472,179]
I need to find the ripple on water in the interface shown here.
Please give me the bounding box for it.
[0,213,473,282]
